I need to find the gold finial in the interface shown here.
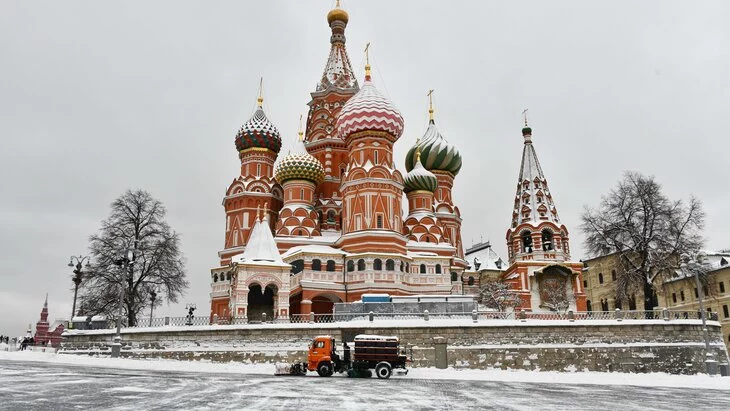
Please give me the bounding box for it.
[298,114,304,142]
[522,108,529,127]
[263,202,268,219]
[416,147,422,163]
[256,204,261,221]
[364,42,371,80]
[336,0,341,7]
[427,89,435,122]
[257,77,264,107]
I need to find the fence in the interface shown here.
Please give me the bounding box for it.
[83,308,719,330]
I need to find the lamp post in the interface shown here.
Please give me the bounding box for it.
[67,255,91,325]
[185,303,197,326]
[148,287,157,327]
[111,249,136,358]
[681,251,717,375]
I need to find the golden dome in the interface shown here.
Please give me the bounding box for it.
[327,6,349,24]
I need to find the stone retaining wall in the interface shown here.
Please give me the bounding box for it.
[61,319,729,374]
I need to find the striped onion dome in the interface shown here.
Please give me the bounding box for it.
[403,154,438,193]
[336,79,404,141]
[405,120,461,176]
[235,107,282,154]
[275,150,325,186]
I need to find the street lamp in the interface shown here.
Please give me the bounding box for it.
[111,249,136,358]
[681,251,717,375]
[185,303,197,326]
[148,287,157,327]
[68,255,91,324]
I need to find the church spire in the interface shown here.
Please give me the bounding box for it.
[511,117,561,228]
[427,89,435,123]
[319,2,358,91]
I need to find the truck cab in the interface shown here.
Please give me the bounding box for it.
[307,335,345,377]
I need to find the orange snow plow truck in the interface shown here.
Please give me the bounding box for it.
[275,334,410,379]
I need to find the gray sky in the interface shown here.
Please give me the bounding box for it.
[1,1,728,336]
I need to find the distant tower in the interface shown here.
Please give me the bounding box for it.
[335,51,407,253]
[503,119,586,311]
[219,83,283,265]
[404,91,465,264]
[34,294,50,344]
[304,1,360,233]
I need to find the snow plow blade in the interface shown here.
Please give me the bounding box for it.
[274,362,307,376]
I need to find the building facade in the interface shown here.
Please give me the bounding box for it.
[210,4,468,321]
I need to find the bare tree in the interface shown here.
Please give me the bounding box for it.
[79,189,188,326]
[581,172,704,311]
[539,278,570,312]
[478,280,520,312]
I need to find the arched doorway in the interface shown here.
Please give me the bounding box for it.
[248,283,277,321]
[311,294,342,315]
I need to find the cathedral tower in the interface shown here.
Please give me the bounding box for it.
[219,86,283,265]
[503,120,586,312]
[335,58,407,254]
[304,2,360,233]
[403,150,446,244]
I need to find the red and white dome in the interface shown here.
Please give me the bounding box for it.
[335,80,404,141]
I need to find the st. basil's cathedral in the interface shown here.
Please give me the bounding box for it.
[209,3,587,321]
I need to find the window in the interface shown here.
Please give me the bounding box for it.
[374,150,379,164]
[326,260,336,272]
[521,231,533,253]
[720,282,726,294]
[586,300,592,312]
[386,259,395,271]
[598,273,604,284]
[672,293,677,303]
[451,272,458,282]
[300,188,304,200]
[256,164,261,176]
[420,264,427,274]
[312,259,322,271]
[373,259,382,271]
[435,264,442,274]
[702,286,708,296]
[583,280,588,288]
[541,230,553,251]
[694,287,698,298]
[680,290,685,301]
[357,259,366,271]
[315,341,325,349]
[213,274,218,283]
[226,272,231,281]
[468,276,475,286]
[347,261,355,272]
[291,260,304,274]
[724,305,729,319]
[611,270,616,281]
[376,214,383,229]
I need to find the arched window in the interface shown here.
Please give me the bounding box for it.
[405,263,409,272]
[226,273,231,281]
[451,272,458,282]
[373,259,382,270]
[598,273,604,284]
[541,230,554,251]
[611,270,617,281]
[521,231,533,253]
[420,264,427,274]
[435,264,442,274]
[291,260,304,274]
[213,274,218,283]
[386,259,395,271]
[357,259,366,271]
[327,210,336,223]
[326,260,336,272]
[347,261,355,272]
[400,262,404,272]
[586,300,592,312]
[468,276,475,286]
[312,259,322,271]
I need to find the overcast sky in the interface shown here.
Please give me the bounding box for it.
[1,1,728,336]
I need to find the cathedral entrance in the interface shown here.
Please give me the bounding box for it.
[247,283,277,321]
[311,294,342,316]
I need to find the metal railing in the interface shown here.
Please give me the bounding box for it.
[79,308,719,330]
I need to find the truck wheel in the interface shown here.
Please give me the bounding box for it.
[317,362,333,377]
[375,362,392,379]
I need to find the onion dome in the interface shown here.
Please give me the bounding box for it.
[336,78,404,141]
[275,123,325,185]
[404,151,438,193]
[275,151,325,185]
[234,92,282,154]
[405,119,462,176]
[327,1,349,24]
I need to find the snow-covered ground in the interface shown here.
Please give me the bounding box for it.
[1,350,728,390]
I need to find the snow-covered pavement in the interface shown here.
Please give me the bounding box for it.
[1,351,729,410]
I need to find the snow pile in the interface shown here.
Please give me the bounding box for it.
[1,350,729,390]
